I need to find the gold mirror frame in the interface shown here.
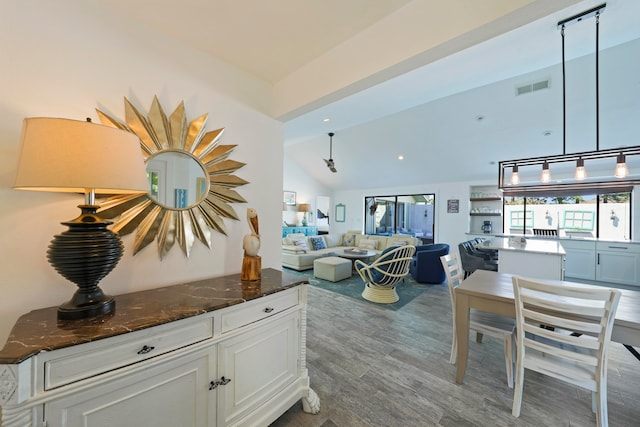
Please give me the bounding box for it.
[96,96,248,259]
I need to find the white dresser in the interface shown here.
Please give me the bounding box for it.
[0,269,319,427]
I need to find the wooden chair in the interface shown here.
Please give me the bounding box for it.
[511,276,621,426]
[440,253,515,388]
[355,245,416,303]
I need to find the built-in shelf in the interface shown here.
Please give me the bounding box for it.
[469,185,504,235]
[470,197,502,202]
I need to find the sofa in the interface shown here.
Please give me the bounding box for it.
[282,231,419,271]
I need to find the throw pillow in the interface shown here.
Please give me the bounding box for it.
[293,239,309,251]
[358,239,378,250]
[284,233,306,245]
[341,234,357,246]
[392,239,408,246]
[309,236,327,251]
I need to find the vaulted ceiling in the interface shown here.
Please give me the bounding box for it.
[101,0,640,191]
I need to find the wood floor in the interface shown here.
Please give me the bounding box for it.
[270,281,640,427]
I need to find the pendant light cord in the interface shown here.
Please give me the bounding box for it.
[596,12,600,151]
[561,25,566,155]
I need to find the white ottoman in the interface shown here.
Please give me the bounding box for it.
[313,256,352,282]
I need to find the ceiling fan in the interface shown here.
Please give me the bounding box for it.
[323,132,337,173]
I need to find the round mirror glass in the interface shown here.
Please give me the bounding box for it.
[146,150,208,210]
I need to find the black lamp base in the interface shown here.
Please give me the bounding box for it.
[58,295,115,320]
[48,204,124,321]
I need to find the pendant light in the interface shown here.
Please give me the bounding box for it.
[575,157,587,180]
[615,153,629,178]
[541,162,551,182]
[497,3,640,194]
[510,165,520,185]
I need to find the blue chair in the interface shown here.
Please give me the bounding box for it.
[409,243,450,283]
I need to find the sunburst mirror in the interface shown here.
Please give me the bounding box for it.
[96,96,248,259]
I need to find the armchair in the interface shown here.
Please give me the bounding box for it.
[409,243,450,283]
[355,245,416,303]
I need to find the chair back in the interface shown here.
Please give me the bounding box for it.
[440,253,464,312]
[511,276,621,425]
[356,245,416,287]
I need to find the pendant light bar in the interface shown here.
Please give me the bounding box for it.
[557,3,606,28]
[496,3,637,195]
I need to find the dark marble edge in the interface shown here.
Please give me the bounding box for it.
[0,268,308,364]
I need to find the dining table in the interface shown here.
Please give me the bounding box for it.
[454,269,640,384]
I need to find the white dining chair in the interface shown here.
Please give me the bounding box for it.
[440,253,515,388]
[511,276,621,427]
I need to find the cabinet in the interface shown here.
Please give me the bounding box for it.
[596,242,640,287]
[469,185,503,235]
[561,239,596,281]
[0,269,319,427]
[282,226,317,237]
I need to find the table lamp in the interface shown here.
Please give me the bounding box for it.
[13,117,148,320]
[298,203,310,226]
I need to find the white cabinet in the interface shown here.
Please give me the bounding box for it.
[45,346,215,427]
[561,239,596,281]
[217,312,300,426]
[0,278,318,427]
[596,242,640,287]
[469,185,503,235]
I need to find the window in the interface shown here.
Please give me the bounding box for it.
[364,194,435,242]
[510,210,534,228]
[563,211,594,231]
[504,192,631,239]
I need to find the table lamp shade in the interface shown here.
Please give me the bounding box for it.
[14,117,148,194]
[298,204,310,212]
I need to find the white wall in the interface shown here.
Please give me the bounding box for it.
[0,2,283,344]
[282,150,331,227]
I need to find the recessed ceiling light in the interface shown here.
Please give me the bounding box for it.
[398,155,404,160]
[322,118,330,122]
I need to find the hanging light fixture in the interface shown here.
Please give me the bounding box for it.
[541,161,551,182]
[510,165,520,185]
[615,153,629,178]
[498,3,640,194]
[574,157,587,180]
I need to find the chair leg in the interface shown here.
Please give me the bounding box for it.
[512,356,524,417]
[503,334,514,389]
[449,329,457,364]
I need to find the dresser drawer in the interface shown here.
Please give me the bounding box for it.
[221,288,299,333]
[42,317,213,390]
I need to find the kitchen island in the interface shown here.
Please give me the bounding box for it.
[480,236,565,280]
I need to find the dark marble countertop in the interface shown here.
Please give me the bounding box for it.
[0,268,307,364]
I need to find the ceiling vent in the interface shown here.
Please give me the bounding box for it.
[516,79,550,96]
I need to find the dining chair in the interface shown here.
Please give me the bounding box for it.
[511,276,621,426]
[440,253,515,388]
[356,245,416,303]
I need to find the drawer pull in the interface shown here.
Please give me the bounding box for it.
[608,246,628,250]
[137,345,155,355]
[263,307,274,313]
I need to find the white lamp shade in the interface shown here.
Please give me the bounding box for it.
[14,117,148,194]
